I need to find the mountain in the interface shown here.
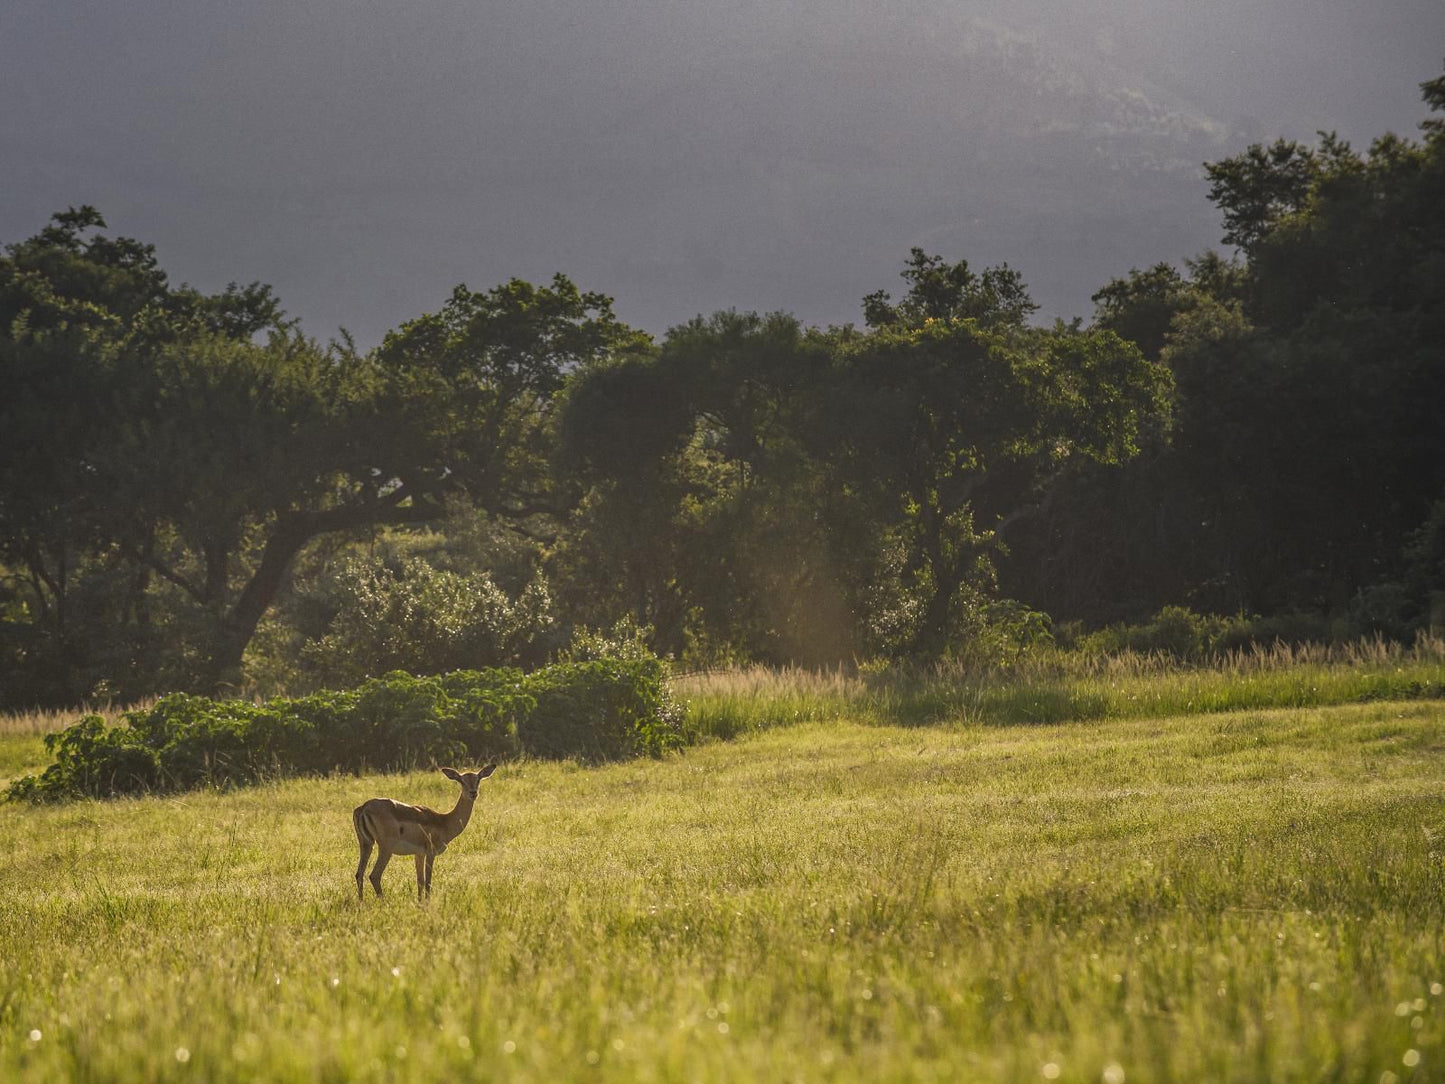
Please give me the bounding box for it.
[526,4,1236,331]
[2,0,1437,342]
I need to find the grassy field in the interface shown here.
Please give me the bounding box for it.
[2,671,1444,1080]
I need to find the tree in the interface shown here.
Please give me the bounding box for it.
[1090,262,1194,362]
[373,276,650,519]
[1,211,641,701]
[1203,138,1326,254]
[1004,67,1445,626]
[558,257,1172,662]
[863,248,1038,330]
[820,314,1171,654]
[301,555,554,685]
[555,311,845,661]
[178,275,643,689]
[1192,74,1445,608]
[0,209,290,702]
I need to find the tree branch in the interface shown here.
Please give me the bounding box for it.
[129,548,207,605]
[201,486,450,689]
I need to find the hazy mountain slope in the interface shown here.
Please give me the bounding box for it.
[3,0,1436,340]
[546,6,1234,329]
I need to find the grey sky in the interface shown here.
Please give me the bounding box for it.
[3,0,1442,345]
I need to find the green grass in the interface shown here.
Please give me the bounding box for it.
[3,690,1445,1081]
[0,734,47,788]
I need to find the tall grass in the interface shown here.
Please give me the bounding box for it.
[675,634,1445,740]
[0,699,153,737]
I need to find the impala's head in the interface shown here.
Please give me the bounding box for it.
[441,764,497,801]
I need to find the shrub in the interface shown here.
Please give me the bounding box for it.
[7,715,160,801]
[948,598,1055,666]
[438,669,530,763]
[8,654,678,802]
[558,616,658,663]
[1077,605,1223,658]
[519,657,684,761]
[1075,606,1402,661]
[302,557,554,685]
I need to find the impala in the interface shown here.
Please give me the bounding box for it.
[353,764,497,901]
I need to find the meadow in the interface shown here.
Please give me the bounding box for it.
[2,647,1444,1082]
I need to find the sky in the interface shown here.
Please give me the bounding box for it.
[3,0,1442,345]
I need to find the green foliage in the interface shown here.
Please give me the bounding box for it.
[371,274,651,526]
[1204,137,1329,253]
[7,68,1444,703]
[951,598,1056,665]
[1088,255,1245,363]
[821,309,1171,656]
[558,616,660,663]
[519,657,684,761]
[5,715,159,803]
[1006,71,1445,629]
[0,209,643,705]
[1165,117,1445,614]
[0,210,303,706]
[301,556,554,685]
[557,270,1171,666]
[1404,500,1445,631]
[1063,605,1413,662]
[1076,605,1246,659]
[555,310,850,663]
[8,656,681,802]
[862,247,1039,329]
[1090,261,1192,359]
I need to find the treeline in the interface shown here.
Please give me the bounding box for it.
[2,72,1442,708]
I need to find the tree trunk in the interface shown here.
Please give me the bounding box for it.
[199,494,446,693]
[202,537,230,612]
[201,518,310,693]
[910,504,955,658]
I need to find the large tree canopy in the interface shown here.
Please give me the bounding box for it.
[559,256,1171,662]
[1003,70,1445,623]
[0,210,640,700]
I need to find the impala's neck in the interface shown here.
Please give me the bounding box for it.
[442,792,476,841]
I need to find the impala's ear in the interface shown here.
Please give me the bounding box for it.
[441,767,463,783]
[478,763,497,779]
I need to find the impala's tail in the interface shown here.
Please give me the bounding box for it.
[353,803,376,846]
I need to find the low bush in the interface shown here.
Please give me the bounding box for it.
[520,657,683,760]
[1070,605,1350,660]
[8,657,682,802]
[1072,605,1239,659]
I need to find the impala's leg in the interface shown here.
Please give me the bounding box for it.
[424,852,435,899]
[353,808,374,902]
[355,838,373,901]
[368,848,392,898]
[414,853,427,901]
